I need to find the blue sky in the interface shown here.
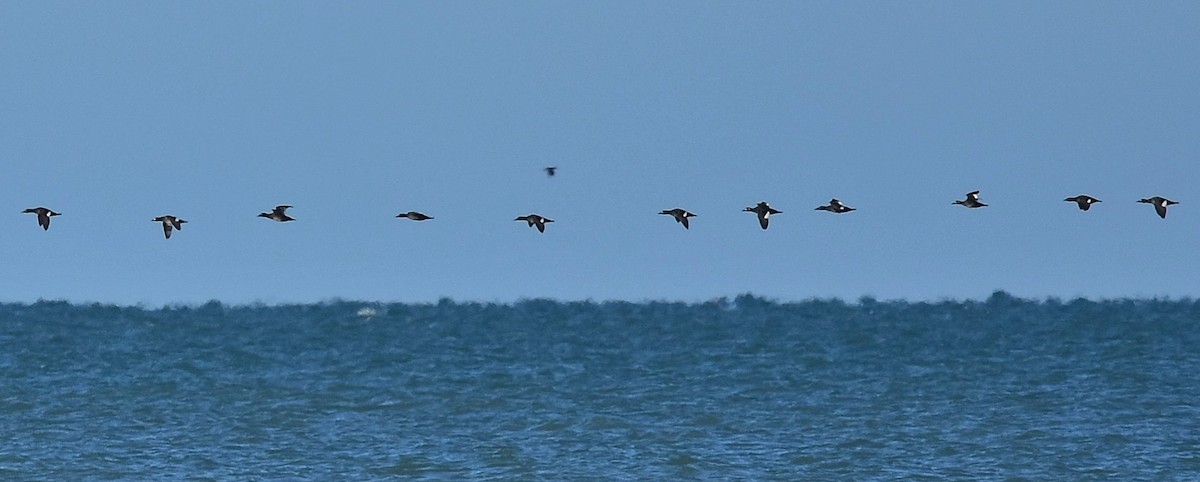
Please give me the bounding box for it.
[1,2,1198,305]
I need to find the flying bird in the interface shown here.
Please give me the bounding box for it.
[515,214,553,232]
[953,191,987,208]
[544,166,557,177]
[743,202,782,230]
[397,211,433,221]
[152,215,187,239]
[815,199,856,214]
[258,205,295,222]
[1064,195,1101,211]
[659,208,697,229]
[22,207,60,230]
[1138,196,1177,219]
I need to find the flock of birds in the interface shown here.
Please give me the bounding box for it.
[15,167,1183,238]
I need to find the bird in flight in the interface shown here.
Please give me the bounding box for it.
[1064,195,1101,211]
[515,214,553,232]
[1138,196,1177,219]
[152,215,187,239]
[22,207,60,230]
[396,211,433,221]
[815,199,856,214]
[659,208,697,229]
[258,205,295,222]
[953,191,987,208]
[743,202,782,230]
[544,166,557,177]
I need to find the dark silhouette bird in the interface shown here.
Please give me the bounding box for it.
[152,215,187,239]
[659,208,697,229]
[22,207,60,230]
[396,211,433,221]
[1064,195,1101,211]
[815,199,856,214]
[544,166,557,177]
[515,214,553,232]
[953,191,987,208]
[743,202,782,230]
[1138,196,1177,219]
[258,205,295,222]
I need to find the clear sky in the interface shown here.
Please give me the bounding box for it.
[1,2,1198,305]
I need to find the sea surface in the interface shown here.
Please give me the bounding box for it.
[2,293,1200,480]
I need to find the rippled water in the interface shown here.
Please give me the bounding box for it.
[2,294,1199,480]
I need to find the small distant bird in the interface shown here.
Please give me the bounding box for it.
[1138,196,1177,219]
[258,205,295,222]
[152,215,187,239]
[953,191,987,208]
[22,207,60,230]
[1064,195,1101,211]
[659,208,697,229]
[743,202,782,230]
[544,166,557,177]
[397,211,433,221]
[515,214,553,232]
[815,199,856,214]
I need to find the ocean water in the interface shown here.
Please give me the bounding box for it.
[2,292,1200,480]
